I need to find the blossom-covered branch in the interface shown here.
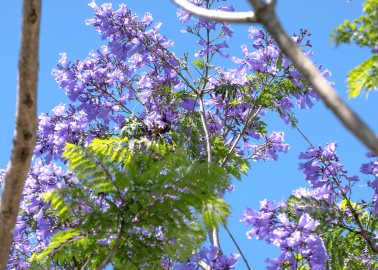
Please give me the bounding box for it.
[171,0,378,155]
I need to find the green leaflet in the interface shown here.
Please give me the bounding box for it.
[42,189,70,222]
[211,135,250,180]
[332,0,378,98]
[30,228,84,265]
[202,197,231,228]
[324,225,378,270]
[287,195,378,269]
[347,55,378,98]
[192,58,205,69]
[332,0,378,48]
[33,137,231,269]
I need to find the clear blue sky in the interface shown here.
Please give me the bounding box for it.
[1,1,377,269]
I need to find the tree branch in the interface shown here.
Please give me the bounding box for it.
[224,225,252,270]
[172,0,257,23]
[95,220,125,270]
[171,0,378,155]
[197,92,212,163]
[221,106,262,167]
[0,0,40,268]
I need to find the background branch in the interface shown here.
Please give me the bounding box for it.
[0,0,40,268]
[95,220,124,270]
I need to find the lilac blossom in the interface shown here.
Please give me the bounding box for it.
[298,142,350,190]
[2,160,75,269]
[241,200,328,269]
[360,152,378,215]
[174,246,239,270]
[0,1,347,268]
[245,131,290,161]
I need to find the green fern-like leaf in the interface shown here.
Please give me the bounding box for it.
[37,136,231,269]
[202,198,231,228]
[30,228,82,263]
[347,56,378,98]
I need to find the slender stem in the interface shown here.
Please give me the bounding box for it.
[95,220,125,270]
[201,14,221,248]
[80,256,92,270]
[338,189,378,253]
[221,106,262,167]
[198,93,212,163]
[96,86,147,129]
[224,225,253,270]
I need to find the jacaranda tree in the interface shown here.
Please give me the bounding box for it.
[0,0,377,269]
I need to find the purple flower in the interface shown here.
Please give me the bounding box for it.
[249,131,289,161]
[177,8,191,23]
[242,199,327,269]
[174,246,239,270]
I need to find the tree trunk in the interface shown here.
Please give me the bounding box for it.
[0,0,41,268]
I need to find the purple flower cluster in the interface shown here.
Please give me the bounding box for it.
[298,142,354,192]
[241,200,327,269]
[244,131,290,161]
[53,2,182,139]
[177,0,234,58]
[360,152,378,215]
[231,27,331,111]
[1,160,74,269]
[35,103,108,163]
[174,246,239,270]
[294,143,361,215]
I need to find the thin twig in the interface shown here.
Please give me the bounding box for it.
[224,225,253,270]
[80,256,92,270]
[198,260,211,270]
[198,92,212,163]
[221,106,262,167]
[95,220,125,270]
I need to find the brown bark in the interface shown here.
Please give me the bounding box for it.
[0,0,41,268]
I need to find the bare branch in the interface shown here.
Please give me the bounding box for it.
[0,0,40,268]
[172,0,257,23]
[197,90,221,248]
